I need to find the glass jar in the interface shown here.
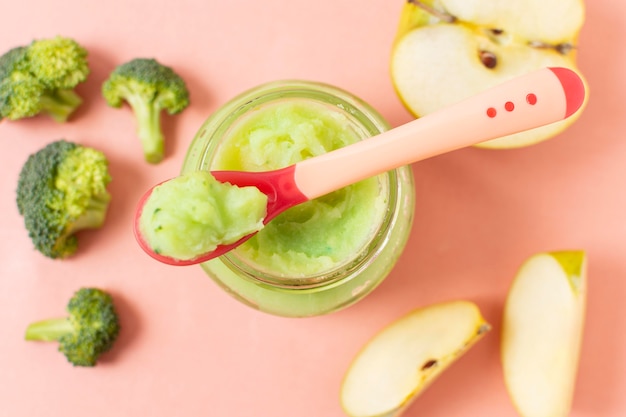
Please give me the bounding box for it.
[182,80,415,317]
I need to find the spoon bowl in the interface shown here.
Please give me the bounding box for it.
[134,166,309,266]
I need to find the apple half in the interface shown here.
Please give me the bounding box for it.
[502,250,587,417]
[390,0,587,149]
[340,301,490,417]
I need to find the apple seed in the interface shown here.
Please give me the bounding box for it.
[420,359,438,370]
[479,50,497,69]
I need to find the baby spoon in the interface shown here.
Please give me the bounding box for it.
[136,67,586,266]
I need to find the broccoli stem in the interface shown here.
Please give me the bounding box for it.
[69,193,112,233]
[50,193,111,258]
[25,317,72,341]
[39,89,83,123]
[125,96,164,164]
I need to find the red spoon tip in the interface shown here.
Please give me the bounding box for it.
[548,67,586,118]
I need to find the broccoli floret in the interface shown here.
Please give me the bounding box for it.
[16,139,112,259]
[26,37,89,121]
[102,58,190,164]
[25,288,121,367]
[0,47,43,121]
[0,36,89,122]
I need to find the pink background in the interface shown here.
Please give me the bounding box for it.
[1,1,624,416]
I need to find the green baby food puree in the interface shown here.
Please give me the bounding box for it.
[211,99,386,277]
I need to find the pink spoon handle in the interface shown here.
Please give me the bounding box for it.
[293,67,586,200]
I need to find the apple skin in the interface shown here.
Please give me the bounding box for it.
[340,300,490,417]
[501,250,587,417]
[390,0,588,149]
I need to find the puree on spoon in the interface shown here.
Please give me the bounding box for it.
[138,170,267,261]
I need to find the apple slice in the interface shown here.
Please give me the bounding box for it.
[340,301,490,417]
[502,250,587,417]
[390,0,587,149]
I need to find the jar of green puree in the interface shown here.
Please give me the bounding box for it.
[182,80,415,317]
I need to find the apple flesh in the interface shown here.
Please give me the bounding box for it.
[340,301,490,417]
[391,0,587,149]
[501,250,587,417]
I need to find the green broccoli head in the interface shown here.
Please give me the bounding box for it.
[27,36,89,90]
[16,139,112,259]
[0,47,44,120]
[102,58,190,163]
[25,288,121,367]
[0,36,89,122]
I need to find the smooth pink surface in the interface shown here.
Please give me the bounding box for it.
[0,1,624,417]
